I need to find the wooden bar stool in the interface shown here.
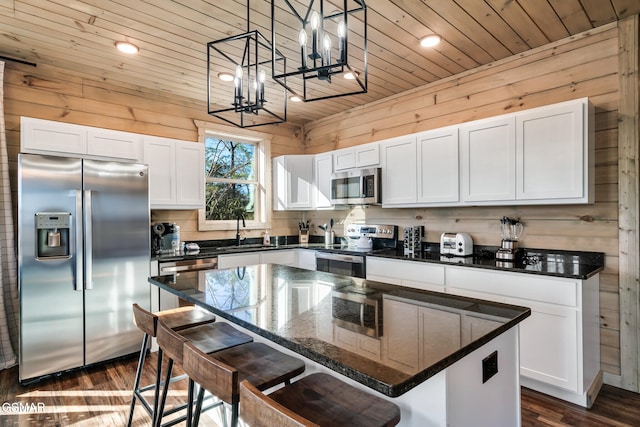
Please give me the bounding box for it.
[239,373,401,427]
[155,319,255,427]
[127,303,217,427]
[182,340,306,427]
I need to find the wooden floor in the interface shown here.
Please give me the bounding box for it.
[1,353,639,426]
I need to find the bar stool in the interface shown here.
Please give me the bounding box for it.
[155,319,256,427]
[239,373,401,427]
[182,339,306,427]
[127,304,217,427]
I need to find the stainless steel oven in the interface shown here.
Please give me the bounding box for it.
[315,252,365,278]
[332,286,382,337]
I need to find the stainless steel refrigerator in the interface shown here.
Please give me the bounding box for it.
[18,153,150,382]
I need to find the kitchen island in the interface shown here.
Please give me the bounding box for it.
[149,264,530,426]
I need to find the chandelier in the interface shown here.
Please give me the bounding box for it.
[207,2,287,128]
[270,0,367,102]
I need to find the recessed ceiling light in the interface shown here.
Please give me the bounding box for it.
[289,95,302,102]
[344,70,359,80]
[115,41,139,54]
[218,72,234,82]
[420,34,441,48]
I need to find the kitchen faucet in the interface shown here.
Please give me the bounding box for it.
[236,213,246,246]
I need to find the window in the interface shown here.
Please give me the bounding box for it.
[198,127,270,231]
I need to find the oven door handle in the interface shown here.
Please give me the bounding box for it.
[359,303,365,327]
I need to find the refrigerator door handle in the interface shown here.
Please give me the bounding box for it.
[83,189,93,290]
[75,190,83,291]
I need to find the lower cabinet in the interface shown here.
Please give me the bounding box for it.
[217,249,297,269]
[296,249,316,270]
[382,296,463,374]
[366,256,445,292]
[445,265,600,407]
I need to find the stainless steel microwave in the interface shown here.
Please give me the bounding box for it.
[330,167,381,205]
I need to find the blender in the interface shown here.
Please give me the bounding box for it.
[496,216,524,261]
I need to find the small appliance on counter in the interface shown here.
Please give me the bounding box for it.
[496,216,524,262]
[152,222,181,254]
[440,232,473,256]
[403,225,423,256]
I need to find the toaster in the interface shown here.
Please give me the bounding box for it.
[440,232,473,256]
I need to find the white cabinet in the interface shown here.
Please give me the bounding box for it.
[382,296,462,374]
[417,127,460,204]
[445,265,600,407]
[296,249,316,270]
[381,128,459,207]
[87,128,142,160]
[460,116,516,203]
[218,249,297,269]
[459,97,593,205]
[21,117,142,161]
[516,99,592,202]
[367,256,445,292]
[380,136,417,205]
[260,250,297,267]
[313,153,333,209]
[217,252,261,269]
[272,155,314,210]
[332,142,380,171]
[143,136,205,210]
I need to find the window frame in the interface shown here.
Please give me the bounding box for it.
[196,122,272,232]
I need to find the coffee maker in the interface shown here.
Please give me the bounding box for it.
[496,217,524,262]
[151,222,181,254]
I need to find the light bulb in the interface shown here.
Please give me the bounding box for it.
[299,29,307,46]
[259,69,266,83]
[311,11,320,30]
[323,34,331,50]
[235,65,243,79]
[420,34,441,47]
[337,21,346,38]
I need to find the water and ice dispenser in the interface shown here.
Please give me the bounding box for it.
[36,212,71,259]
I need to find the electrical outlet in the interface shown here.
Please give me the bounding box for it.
[482,350,498,383]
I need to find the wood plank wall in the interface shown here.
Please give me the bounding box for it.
[1,60,304,245]
[301,22,623,377]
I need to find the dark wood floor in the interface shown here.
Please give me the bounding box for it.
[1,353,639,426]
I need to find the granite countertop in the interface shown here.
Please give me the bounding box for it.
[149,264,530,397]
[154,240,604,280]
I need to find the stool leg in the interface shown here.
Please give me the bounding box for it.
[154,358,174,427]
[127,333,149,427]
[230,402,239,427]
[186,378,194,427]
[192,386,206,427]
[152,348,163,419]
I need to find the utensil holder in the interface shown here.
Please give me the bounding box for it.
[299,230,309,246]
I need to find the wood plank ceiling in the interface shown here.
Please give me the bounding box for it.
[0,0,638,127]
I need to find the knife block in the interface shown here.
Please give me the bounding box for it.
[299,229,309,246]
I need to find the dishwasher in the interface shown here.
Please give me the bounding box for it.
[152,256,218,312]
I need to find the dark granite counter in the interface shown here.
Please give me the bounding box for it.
[155,242,604,280]
[149,264,530,397]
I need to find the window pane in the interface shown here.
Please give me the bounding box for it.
[206,138,255,181]
[205,182,255,221]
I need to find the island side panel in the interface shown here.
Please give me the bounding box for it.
[446,326,521,427]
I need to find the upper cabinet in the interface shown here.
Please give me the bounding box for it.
[460,116,516,203]
[314,153,333,209]
[21,117,142,161]
[273,155,314,210]
[381,127,459,207]
[516,100,592,202]
[332,142,380,171]
[21,117,206,210]
[143,136,205,210]
[383,97,593,208]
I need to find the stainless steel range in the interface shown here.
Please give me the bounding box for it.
[315,224,397,278]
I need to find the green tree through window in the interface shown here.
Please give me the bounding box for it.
[205,137,257,221]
